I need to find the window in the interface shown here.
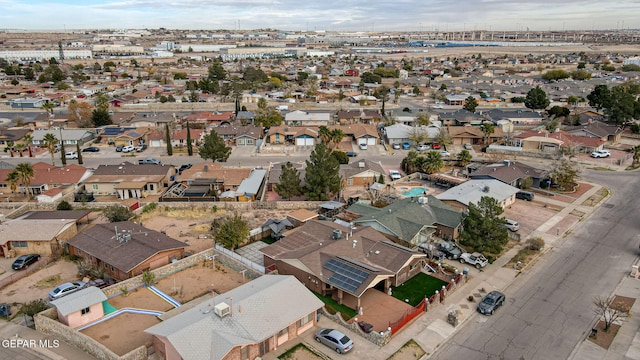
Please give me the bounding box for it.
[149,184,154,191]
[347,178,353,186]
[92,184,99,190]
[247,139,254,145]
[81,307,90,315]
[278,327,288,337]
[12,241,28,248]
[297,313,313,327]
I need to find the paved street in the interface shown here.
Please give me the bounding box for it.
[430,169,640,360]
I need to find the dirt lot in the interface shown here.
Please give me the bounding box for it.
[140,207,295,253]
[0,259,80,308]
[503,200,558,237]
[84,261,246,356]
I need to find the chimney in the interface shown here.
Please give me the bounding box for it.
[204,165,209,172]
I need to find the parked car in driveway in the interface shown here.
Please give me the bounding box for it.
[463,143,473,150]
[115,145,124,152]
[389,170,402,180]
[477,291,505,315]
[122,145,135,153]
[515,191,534,201]
[460,252,488,269]
[439,242,462,260]
[11,254,40,270]
[402,142,411,150]
[82,146,100,152]
[416,144,430,151]
[591,149,611,158]
[85,278,116,289]
[49,281,86,301]
[136,144,147,152]
[439,149,451,157]
[392,143,401,150]
[504,219,519,232]
[345,151,357,157]
[359,143,368,150]
[315,328,354,354]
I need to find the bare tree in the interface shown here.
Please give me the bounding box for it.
[593,296,631,331]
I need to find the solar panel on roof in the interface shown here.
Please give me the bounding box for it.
[324,259,369,294]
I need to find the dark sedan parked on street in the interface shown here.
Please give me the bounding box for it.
[82,146,100,152]
[12,254,41,270]
[477,291,505,315]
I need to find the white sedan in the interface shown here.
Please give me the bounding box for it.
[590,150,611,158]
[439,150,451,157]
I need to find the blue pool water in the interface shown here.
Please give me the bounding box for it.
[402,188,426,197]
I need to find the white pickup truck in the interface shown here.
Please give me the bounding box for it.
[459,252,488,269]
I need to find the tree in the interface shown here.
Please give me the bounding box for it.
[415,113,431,126]
[67,100,93,127]
[94,92,110,109]
[332,151,349,164]
[56,200,73,210]
[377,85,390,116]
[43,133,58,166]
[15,162,34,196]
[274,162,302,200]
[103,204,134,222]
[254,107,283,128]
[463,96,479,113]
[5,170,20,193]
[186,122,193,156]
[421,151,444,174]
[42,102,55,127]
[548,106,570,118]
[360,72,381,84]
[60,143,67,166]
[567,96,580,105]
[550,158,580,191]
[587,85,612,111]
[525,86,550,110]
[199,130,231,162]
[76,143,83,165]
[19,299,49,318]
[165,124,173,156]
[605,86,638,124]
[303,143,341,201]
[434,127,452,146]
[211,213,249,250]
[480,122,495,144]
[207,60,226,81]
[457,149,473,167]
[408,127,429,145]
[542,69,570,81]
[142,269,156,287]
[401,150,420,173]
[593,296,631,332]
[570,69,591,81]
[329,129,345,149]
[257,97,268,110]
[91,107,113,127]
[318,126,332,145]
[460,196,509,253]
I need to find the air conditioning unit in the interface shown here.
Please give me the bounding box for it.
[214,302,231,318]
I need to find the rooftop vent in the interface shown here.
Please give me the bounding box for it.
[358,161,365,168]
[332,229,343,240]
[203,165,209,172]
[214,302,231,318]
[483,186,490,193]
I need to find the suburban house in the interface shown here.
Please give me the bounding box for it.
[340,159,385,187]
[111,128,150,148]
[267,125,318,146]
[145,275,324,360]
[31,129,95,147]
[438,109,485,126]
[484,109,544,126]
[564,121,623,144]
[66,221,187,280]
[261,220,427,311]
[0,210,90,257]
[95,126,138,145]
[82,162,176,199]
[266,162,305,192]
[347,196,463,245]
[182,111,234,128]
[219,169,267,202]
[50,287,107,329]
[383,124,441,146]
[436,179,519,211]
[284,110,331,126]
[335,109,382,125]
[0,128,30,147]
[0,162,91,196]
[515,129,605,153]
[214,125,263,147]
[176,163,252,199]
[128,112,176,128]
[448,125,504,146]
[330,123,380,147]
[467,160,548,188]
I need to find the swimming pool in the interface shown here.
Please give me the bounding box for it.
[402,188,427,197]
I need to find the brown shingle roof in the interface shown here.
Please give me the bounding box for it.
[66,222,187,273]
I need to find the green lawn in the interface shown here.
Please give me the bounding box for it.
[313,292,357,319]
[390,273,448,306]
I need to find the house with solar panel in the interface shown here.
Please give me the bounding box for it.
[260,220,427,311]
[145,275,323,360]
[81,162,176,199]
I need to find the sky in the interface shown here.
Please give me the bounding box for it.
[0,0,639,32]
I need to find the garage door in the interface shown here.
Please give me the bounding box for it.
[296,137,314,146]
[367,138,376,145]
[150,140,161,147]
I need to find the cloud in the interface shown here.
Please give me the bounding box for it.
[0,0,638,30]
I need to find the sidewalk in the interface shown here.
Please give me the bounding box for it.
[265,182,609,360]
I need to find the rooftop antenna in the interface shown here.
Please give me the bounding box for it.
[58,40,64,64]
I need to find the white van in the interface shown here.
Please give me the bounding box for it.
[65,151,78,159]
[504,219,519,232]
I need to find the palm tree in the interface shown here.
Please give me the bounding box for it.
[457,149,473,167]
[43,133,58,166]
[318,126,331,145]
[401,150,419,173]
[14,143,25,157]
[42,102,55,129]
[330,129,344,149]
[15,163,34,196]
[5,170,20,193]
[23,134,33,157]
[480,122,495,145]
[6,141,14,157]
[422,151,444,174]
